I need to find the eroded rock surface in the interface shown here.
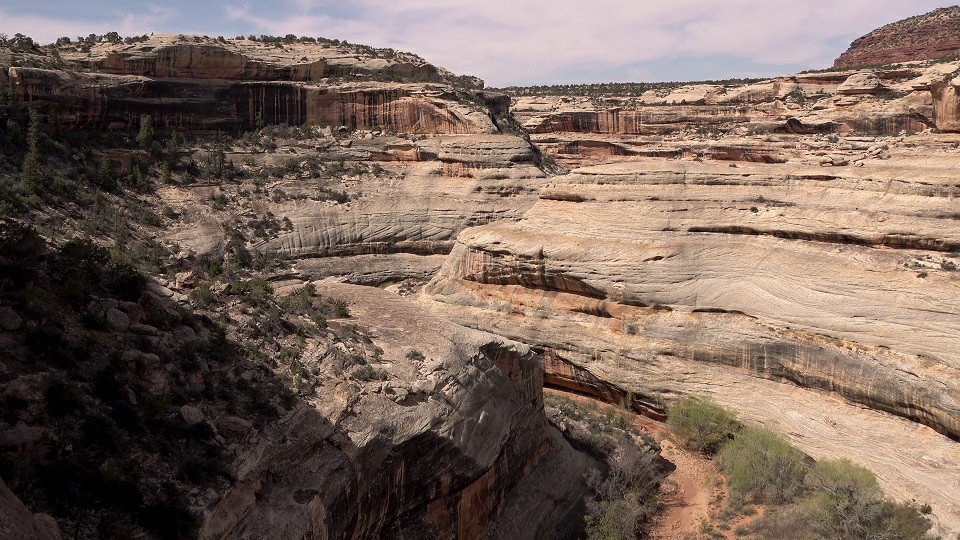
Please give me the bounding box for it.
[834,6,960,68]
[0,477,60,540]
[421,147,960,536]
[6,34,493,133]
[502,63,959,168]
[203,282,593,539]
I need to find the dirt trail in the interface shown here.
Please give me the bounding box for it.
[543,389,715,540]
[650,435,714,539]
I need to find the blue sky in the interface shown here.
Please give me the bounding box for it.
[1,1,957,86]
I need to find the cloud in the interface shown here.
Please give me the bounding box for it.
[3,1,958,85]
[226,0,958,85]
[0,4,178,43]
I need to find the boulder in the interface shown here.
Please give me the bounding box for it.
[837,72,890,95]
[105,308,130,332]
[0,477,61,540]
[180,405,205,426]
[215,415,252,439]
[0,422,46,448]
[0,307,22,331]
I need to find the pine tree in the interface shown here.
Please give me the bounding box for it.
[136,114,154,151]
[161,160,173,184]
[98,155,116,191]
[20,108,42,191]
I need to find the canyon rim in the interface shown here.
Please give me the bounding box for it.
[1,4,959,540]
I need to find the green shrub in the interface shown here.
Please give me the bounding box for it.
[136,114,154,151]
[350,365,387,381]
[104,260,147,301]
[719,426,809,506]
[323,297,350,318]
[803,459,933,539]
[189,284,216,309]
[233,277,273,306]
[667,396,740,454]
[20,108,43,192]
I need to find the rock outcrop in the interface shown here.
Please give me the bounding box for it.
[501,64,951,167]
[929,74,960,132]
[836,71,890,95]
[421,145,960,536]
[202,282,595,539]
[0,35,549,286]
[0,222,602,538]
[158,130,545,286]
[5,34,494,133]
[834,6,960,68]
[0,477,60,540]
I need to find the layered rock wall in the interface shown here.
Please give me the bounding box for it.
[834,6,960,68]
[202,283,594,539]
[421,153,960,535]
[4,35,494,133]
[10,67,497,133]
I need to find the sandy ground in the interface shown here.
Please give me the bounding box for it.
[650,435,715,540]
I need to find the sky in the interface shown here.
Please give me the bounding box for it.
[0,1,957,86]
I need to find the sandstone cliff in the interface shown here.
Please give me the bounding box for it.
[499,64,960,168]
[201,283,595,539]
[835,6,960,68]
[3,22,959,540]
[4,34,491,132]
[0,220,609,538]
[421,138,960,536]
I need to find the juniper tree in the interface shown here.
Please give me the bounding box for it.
[20,108,42,190]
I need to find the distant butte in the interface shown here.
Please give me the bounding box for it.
[835,6,960,68]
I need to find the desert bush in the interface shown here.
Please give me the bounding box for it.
[351,365,387,381]
[189,284,216,309]
[802,459,933,540]
[719,426,809,506]
[233,277,273,306]
[667,396,740,454]
[745,459,935,540]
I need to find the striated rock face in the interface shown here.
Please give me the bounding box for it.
[421,146,960,536]
[834,6,960,68]
[5,34,495,133]
[0,477,61,540]
[203,283,594,539]
[56,34,474,86]
[0,36,551,287]
[159,131,546,286]
[10,68,499,134]
[929,75,960,132]
[502,64,952,167]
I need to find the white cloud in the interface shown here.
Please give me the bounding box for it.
[2,1,957,85]
[0,5,178,44]
[229,0,959,85]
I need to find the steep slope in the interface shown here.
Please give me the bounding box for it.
[2,34,545,287]
[420,139,960,536]
[0,34,634,539]
[8,34,487,132]
[835,6,960,68]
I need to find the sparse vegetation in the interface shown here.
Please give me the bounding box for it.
[667,396,741,454]
[669,397,936,540]
[720,426,809,506]
[351,365,388,381]
[494,78,769,98]
[545,393,664,539]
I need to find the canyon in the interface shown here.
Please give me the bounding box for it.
[1,7,960,539]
